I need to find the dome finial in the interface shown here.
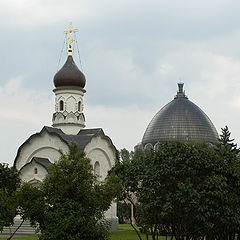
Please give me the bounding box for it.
[64,22,79,56]
[178,82,184,93]
[175,82,187,99]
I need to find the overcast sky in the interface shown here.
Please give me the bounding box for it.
[1,0,240,165]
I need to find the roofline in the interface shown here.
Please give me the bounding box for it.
[14,126,118,168]
[19,157,52,172]
[13,126,69,168]
[93,129,118,154]
[53,86,86,93]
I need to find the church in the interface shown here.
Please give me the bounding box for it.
[13,25,118,230]
[3,24,220,235]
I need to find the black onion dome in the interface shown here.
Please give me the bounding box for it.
[54,56,86,88]
[142,83,218,146]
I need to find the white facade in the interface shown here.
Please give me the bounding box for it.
[14,50,118,230]
[14,80,118,230]
[52,87,86,134]
[14,127,118,230]
[15,129,68,171]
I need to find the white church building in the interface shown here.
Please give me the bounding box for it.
[13,25,118,230]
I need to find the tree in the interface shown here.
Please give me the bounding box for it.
[0,163,20,233]
[114,142,240,240]
[112,149,148,240]
[138,142,240,240]
[18,143,120,240]
[218,126,239,153]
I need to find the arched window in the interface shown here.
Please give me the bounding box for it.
[59,100,64,111]
[34,168,38,174]
[145,143,153,151]
[154,142,161,151]
[78,101,81,111]
[94,161,100,177]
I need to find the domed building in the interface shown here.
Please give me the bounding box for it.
[140,83,219,150]
[12,25,118,232]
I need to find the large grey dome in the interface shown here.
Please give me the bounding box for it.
[142,83,218,147]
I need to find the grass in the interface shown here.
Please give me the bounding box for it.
[110,224,169,240]
[0,236,38,240]
[110,224,142,240]
[0,224,170,240]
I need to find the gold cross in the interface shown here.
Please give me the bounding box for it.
[64,23,79,56]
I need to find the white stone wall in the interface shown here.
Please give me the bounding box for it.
[84,134,117,224]
[15,128,118,230]
[20,162,48,183]
[54,88,85,113]
[15,129,69,174]
[52,87,86,134]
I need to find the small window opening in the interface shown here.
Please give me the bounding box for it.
[78,101,81,111]
[34,168,38,174]
[60,100,64,111]
[94,161,100,177]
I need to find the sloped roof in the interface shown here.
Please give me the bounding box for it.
[14,126,117,168]
[19,157,52,172]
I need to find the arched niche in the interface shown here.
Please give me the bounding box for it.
[154,142,161,151]
[66,96,76,112]
[144,143,153,150]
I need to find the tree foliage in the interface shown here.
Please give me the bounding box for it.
[114,140,240,240]
[18,143,120,240]
[218,126,239,154]
[0,163,20,232]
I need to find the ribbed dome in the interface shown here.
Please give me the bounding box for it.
[142,84,219,147]
[54,56,86,88]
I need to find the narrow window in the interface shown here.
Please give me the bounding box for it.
[60,100,64,111]
[94,161,100,177]
[34,168,38,174]
[78,101,81,111]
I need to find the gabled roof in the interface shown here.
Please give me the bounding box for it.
[19,157,52,172]
[43,126,110,151]
[14,126,117,167]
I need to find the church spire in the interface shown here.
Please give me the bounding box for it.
[52,24,86,135]
[64,22,79,56]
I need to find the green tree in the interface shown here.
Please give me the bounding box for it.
[138,142,240,240]
[218,126,239,153]
[0,163,20,233]
[114,142,240,240]
[18,143,120,240]
[112,149,147,240]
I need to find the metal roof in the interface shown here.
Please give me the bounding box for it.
[53,55,86,88]
[142,84,219,146]
[14,126,117,167]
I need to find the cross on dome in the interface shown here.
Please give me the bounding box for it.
[64,22,79,56]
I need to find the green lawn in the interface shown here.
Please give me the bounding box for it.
[110,224,143,240]
[0,236,38,240]
[0,224,170,240]
[110,224,171,240]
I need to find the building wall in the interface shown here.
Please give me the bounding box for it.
[15,129,118,230]
[85,134,118,231]
[15,129,69,176]
[20,162,48,184]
